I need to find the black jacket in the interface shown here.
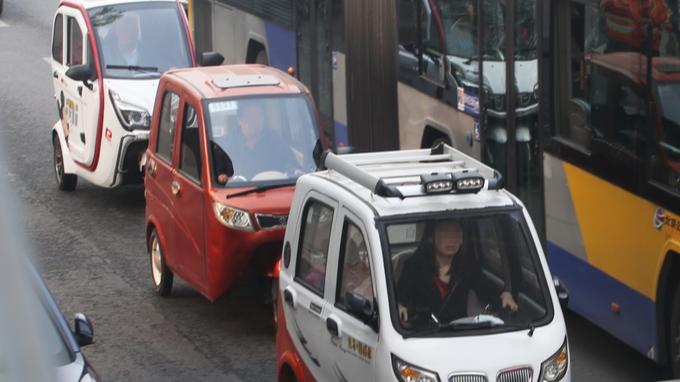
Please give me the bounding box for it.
[396,243,495,327]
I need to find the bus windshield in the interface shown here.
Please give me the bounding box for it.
[89,2,192,79]
[207,95,319,187]
[384,209,551,336]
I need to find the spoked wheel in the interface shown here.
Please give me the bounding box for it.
[149,229,173,296]
[670,283,680,378]
[53,135,77,191]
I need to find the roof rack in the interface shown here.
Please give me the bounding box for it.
[318,143,503,199]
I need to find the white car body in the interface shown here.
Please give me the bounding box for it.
[50,0,191,188]
[278,145,571,382]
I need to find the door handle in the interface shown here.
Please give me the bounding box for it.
[77,86,83,97]
[52,71,58,79]
[171,181,181,196]
[283,289,294,306]
[326,317,339,337]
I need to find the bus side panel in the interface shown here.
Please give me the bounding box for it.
[264,21,295,72]
[545,155,665,360]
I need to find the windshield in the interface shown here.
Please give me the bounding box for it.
[435,0,536,61]
[384,209,550,336]
[207,95,319,187]
[89,2,191,79]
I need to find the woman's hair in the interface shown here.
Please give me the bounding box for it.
[415,219,471,285]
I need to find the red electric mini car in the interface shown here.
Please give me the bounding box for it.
[144,65,323,302]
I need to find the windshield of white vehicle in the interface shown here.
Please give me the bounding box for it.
[89,2,191,79]
[384,209,551,336]
[434,0,536,61]
[207,95,319,187]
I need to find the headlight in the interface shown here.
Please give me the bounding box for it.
[539,339,568,382]
[392,354,440,382]
[109,89,150,131]
[213,202,254,231]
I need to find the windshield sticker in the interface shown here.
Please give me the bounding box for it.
[209,101,237,113]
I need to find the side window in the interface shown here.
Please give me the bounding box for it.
[156,92,180,163]
[52,14,64,64]
[179,104,203,183]
[67,17,83,66]
[336,221,374,314]
[295,200,334,296]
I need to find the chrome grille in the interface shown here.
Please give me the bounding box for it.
[255,214,288,229]
[449,374,487,382]
[497,367,533,382]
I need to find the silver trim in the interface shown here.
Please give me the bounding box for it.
[448,372,488,382]
[496,365,533,382]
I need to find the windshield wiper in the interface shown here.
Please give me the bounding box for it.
[106,64,159,72]
[225,183,295,199]
[404,314,504,338]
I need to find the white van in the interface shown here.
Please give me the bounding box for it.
[276,144,571,382]
[49,0,222,190]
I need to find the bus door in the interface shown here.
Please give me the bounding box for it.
[295,0,335,146]
[478,0,544,235]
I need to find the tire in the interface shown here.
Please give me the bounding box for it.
[670,282,680,378]
[149,229,173,296]
[271,279,279,330]
[53,135,77,191]
[255,50,269,65]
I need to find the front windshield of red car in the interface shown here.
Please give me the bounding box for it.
[206,95,319,187]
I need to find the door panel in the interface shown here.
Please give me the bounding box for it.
[321,212,377,380]
[284,195,338,380]
[172,101,206,289]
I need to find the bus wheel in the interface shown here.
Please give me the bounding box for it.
[53,135,77,191]
[671,282,680,377]
[149,229,173,296]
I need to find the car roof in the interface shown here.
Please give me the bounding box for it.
[164,65,308,100]
[61,0,184,10]
[307,146,517,218]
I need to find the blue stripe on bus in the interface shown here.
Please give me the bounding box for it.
[334,121,348,150]
[546,242,657,359]
[264,22,296,73]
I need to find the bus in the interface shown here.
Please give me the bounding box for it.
[188,0,680,375]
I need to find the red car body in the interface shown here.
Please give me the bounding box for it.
[144,65,323,301]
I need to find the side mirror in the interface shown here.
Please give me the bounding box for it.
[200,51,224,67]
[312,139,323,170]
[346,292,379,331]
[552,276,569,311]
[74,313,94,347]
[65,64,95,83]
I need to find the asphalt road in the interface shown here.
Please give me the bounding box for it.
[0,1,668,381]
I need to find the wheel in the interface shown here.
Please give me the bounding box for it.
[255,49,269,65]
[271,279,279,330]
[670,282,680,377]
[53,135,77,191]
[149,229,173,296]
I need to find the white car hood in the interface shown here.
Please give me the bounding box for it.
[104,78,160,114]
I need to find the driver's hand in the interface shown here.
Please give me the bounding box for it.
[398,304,409,323]
[217,174,229,185]
[500,291,518,312]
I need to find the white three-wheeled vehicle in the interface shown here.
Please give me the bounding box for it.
[49,0,222,190]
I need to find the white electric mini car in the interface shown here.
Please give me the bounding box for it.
[49,0,222,190]
[276,144,571,382]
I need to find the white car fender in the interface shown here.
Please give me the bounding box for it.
[52,121,77,175]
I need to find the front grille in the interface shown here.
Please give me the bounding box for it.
[255,214,288,230]
[497,367,533,382]
[449,374,487,382]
